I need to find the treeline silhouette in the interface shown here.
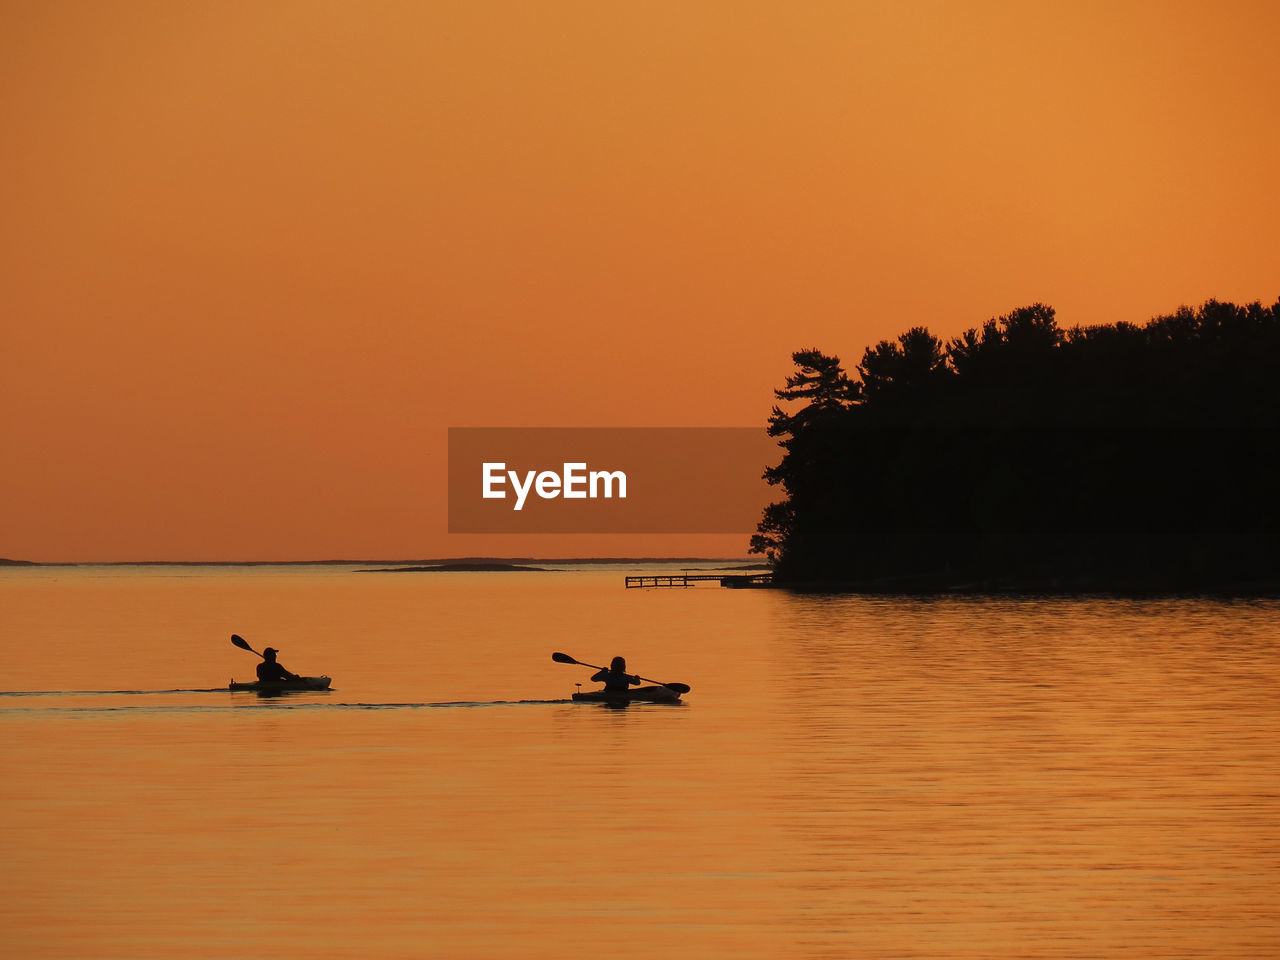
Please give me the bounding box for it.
[752,299,1280,592]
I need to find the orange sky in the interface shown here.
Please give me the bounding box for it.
[2,1,1277,562]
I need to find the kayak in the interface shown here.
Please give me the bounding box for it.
[572,685,683,704]
[229,676,332,693]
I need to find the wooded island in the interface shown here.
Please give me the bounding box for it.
[753,300,1280,592]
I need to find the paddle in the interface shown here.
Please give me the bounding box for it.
[231,634,264,658]
[551,652,691,694]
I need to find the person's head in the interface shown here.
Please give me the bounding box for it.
[262,647,278,661]
[610,656,627,673]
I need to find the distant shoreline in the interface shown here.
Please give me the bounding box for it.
[359,562,550,573]
[1,556,760,568]
[4,556,1273,594]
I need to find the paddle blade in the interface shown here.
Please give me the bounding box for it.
[231,634,255,653]
[662,682,692,694]
[551,652,579,665]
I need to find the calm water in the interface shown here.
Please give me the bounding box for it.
[2,564,1278,959]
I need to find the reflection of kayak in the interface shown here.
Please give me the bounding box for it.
[572,685,683,704]
[229,676,332,693]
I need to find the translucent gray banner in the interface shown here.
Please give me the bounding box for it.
[448,427,776,533]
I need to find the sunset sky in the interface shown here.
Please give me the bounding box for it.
[2,1,1277,562]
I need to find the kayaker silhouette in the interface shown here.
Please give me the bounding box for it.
[591,656,641,693]
[257,647,300,683]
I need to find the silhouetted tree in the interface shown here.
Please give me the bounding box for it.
[949,303,1061,383]
[765,349,858,439]
[753,350,856,564]
[858,327,950,405]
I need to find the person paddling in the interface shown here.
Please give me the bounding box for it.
[591,656,641,693]
[257,647,300,683]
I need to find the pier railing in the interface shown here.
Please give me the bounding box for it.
[624,573,773,589]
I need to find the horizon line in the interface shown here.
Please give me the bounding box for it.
[1,556,762,567]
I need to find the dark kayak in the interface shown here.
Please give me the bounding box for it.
[572,685,682,704]
[229,676,332,693]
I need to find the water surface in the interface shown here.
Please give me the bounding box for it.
[2,565,1277,957]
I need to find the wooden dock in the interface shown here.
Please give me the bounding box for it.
[624,572,773,589]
